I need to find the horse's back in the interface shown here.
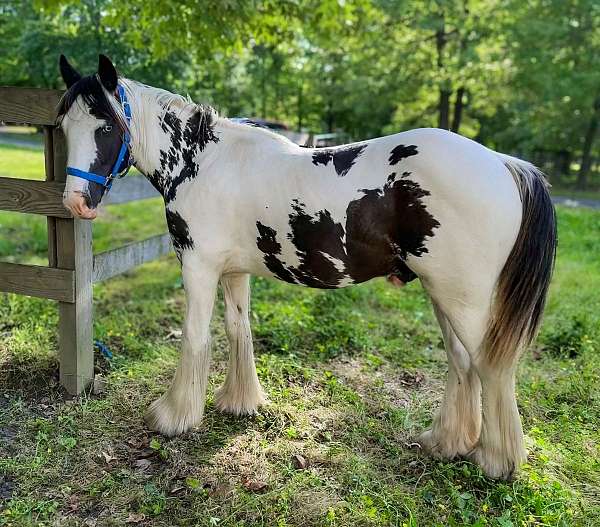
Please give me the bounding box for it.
[243,127,522,289]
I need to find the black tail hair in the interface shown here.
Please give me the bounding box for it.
[483,154,557,365]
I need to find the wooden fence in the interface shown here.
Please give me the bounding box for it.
[0,86,172,394]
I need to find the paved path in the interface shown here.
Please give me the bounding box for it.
[1,135,599,210]
[552,196,600,210]
[0,136,43,150]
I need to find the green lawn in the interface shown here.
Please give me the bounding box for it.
[0,146,599,526]
[0,144,45,180]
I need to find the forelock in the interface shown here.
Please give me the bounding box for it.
[57,74,122,126]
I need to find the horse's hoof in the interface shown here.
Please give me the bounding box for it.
[416,428,476,460]
[467,445,525,480]
[214,385,267,416]
[144,395,202,437]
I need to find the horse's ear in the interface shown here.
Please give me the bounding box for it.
[98,54,118,92]
[59,55,81,89]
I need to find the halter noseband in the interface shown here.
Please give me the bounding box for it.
[66,84,134,191]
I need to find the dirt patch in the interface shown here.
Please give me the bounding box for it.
[0,425,17,456]
[0,475,15,501]
[328,356,439,409]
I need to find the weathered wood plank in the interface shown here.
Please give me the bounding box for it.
[0,176,70,217]
[103,174,161,205]
[53,130,94,395]
[0,262,74,303]
[53,127,68,182]
[45,126,58,267]
[0,87,64,126]
[43,126,54,182]
[93,233,173,283]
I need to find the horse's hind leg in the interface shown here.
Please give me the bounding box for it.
[468,347,526,480]
[215,273,266,415]
[422,290,526,479]
[417,302,481,459]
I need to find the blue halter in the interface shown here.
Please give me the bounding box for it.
[66,84,134,190]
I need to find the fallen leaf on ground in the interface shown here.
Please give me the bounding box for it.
[398,371,425,387]
[134,458,151,471]
[292,454,308,469]
[125,513,145,524]
[242,477,267,493]
[93,375,107,395]
[101,451,115,464]
[170,485,185,495]
[164,328,182,340]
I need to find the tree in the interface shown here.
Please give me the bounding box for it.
[496,0,600,186]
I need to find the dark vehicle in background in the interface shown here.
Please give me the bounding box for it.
[231,118,348,147]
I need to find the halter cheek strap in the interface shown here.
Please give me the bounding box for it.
[66,84,134,191]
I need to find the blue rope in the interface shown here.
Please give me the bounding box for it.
[94,340,113,360]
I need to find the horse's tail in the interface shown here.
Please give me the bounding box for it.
[482,152,557,365]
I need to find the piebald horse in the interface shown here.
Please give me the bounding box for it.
[57,55,556,480]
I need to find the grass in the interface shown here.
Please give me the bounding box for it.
[0,147,599,526]
[0,144,45,180]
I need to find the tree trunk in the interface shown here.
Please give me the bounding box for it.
[577,95,600,189]
[439,90,451,130]
[436,21,451,130]
[297,82,303,131]
[261,57,267,119]
[326,99,334,133]
[451,86,465,133]
[555,150,572,178]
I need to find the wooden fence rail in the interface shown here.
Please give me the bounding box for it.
[0,86,172,394]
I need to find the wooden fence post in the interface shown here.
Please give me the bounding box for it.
[52,128,94,394]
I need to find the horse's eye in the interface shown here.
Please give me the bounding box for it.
[101,124,113,134]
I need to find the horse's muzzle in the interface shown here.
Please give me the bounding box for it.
[63,191,97,220]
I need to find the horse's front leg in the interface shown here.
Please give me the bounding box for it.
[145,263,219,436]
[215,273,266,415]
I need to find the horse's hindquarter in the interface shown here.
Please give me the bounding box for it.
[398,129,522,300]
[180,126,521,290]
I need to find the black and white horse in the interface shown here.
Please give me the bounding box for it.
[58,55,557,480]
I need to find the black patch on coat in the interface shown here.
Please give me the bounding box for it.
[256,222,296,283]
[166,208,194,260]
[311,149,333,167]
[256,174,439,288]
[284,200,346,288]
[152,107,219,203]
[388,144,418,165]
[390,262,418,284]
[311,144,367,177]
[83,123,126,208]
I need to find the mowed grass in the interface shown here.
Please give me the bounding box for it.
[0,146,599,526]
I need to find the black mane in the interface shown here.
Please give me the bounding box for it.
[57,74,122,124]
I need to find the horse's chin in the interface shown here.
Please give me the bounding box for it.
[63,191,98,220]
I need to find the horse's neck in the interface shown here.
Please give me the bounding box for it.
[126,81,292,193]
[130,84,216,187]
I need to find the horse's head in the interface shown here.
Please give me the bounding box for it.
[58,54,132,219]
